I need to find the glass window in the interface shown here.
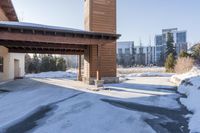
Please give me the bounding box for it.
[118,48,123,55]
[156,36,162,45]
[177,32,186,43]
[0,57,3,72]
[125,48,130,55]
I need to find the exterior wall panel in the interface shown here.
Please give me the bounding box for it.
[0,6,25,82]
[0,8,9,21]
[84,0,117,81]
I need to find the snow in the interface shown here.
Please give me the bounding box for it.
[104,77,179,109]
[0,85,79,132]
[25,70,77,79]
[32,93,155,133]
[0,79,157,133]
[117,67,165,74]
[0,21,85,32]
[0,69,182,133]
[119,72,173,81]
[170,67,200,85]
[170,66,200,132]
[118,67,173,82]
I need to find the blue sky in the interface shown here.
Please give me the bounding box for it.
[12,0,200,46]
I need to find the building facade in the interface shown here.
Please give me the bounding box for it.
[134,45,156,65]
[84,0,119,83]
[155,28,187,64]
[117,41,156,66]
[0,0,25,82]
[117,41,134,66]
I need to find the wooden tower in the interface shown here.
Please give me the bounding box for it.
[83,0,118,84]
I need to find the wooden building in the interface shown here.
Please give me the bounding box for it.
[0,0,25,82]
[84,0,119,84]
[0,0,120,85]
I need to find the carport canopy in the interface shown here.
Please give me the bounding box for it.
[0,22,120,54]
[0,21,120,81]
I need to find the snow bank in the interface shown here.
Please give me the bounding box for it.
[25,70,77,78]
[171,67,200,132]
[170,67,200,85]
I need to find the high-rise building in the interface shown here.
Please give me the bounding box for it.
[155,28,187,64]
[117,41,156,66]
[117,41,134,66]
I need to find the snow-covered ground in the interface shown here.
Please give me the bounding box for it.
[119,72,174,81]
[171,67,200,133]
[118,67,173,82]
[117,67,165,74]
[25,69,77,79]
[0,74,183,133]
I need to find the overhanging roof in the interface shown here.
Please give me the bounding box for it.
[0,0,18,21]
[0,21,120,40]
[0,22,120,55]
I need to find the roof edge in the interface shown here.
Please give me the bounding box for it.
[0,0,18,21]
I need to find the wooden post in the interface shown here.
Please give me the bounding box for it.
[97,44,101,80]
[78,54,82,81]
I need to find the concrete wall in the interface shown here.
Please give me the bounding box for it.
[0,46,25,81]
[0,6,25,82]
[8,53,25,79]
[0,8,9,21]
[0,46,9,81]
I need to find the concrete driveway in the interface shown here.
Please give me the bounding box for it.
[0,77,189,133]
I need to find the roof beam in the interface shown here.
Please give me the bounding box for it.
[8,48,84,55]
[0,40,87,50]
[0,31,114,45]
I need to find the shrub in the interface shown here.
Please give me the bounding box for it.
[191,43,200,64]
[165,53,176,72]
[179,51,191,58]
[56,57,67,71]
[175,57,194,74]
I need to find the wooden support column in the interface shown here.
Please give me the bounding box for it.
[96,44,101,80]
[78,54,82,81]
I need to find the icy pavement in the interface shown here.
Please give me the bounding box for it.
[0,76,189,133]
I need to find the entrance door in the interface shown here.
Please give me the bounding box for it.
[14,59,20,78]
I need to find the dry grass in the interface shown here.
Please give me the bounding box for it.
[117,67,165,74]
[175,57,194,74]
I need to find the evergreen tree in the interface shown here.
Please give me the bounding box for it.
[165,32,176,58]
[56,57,67,71]
[40,55,51,72]
[165,53,176,72]
[191,44,200,64]
[32,54,40,73]
[49,55,57,71]
[25,54,32,73]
